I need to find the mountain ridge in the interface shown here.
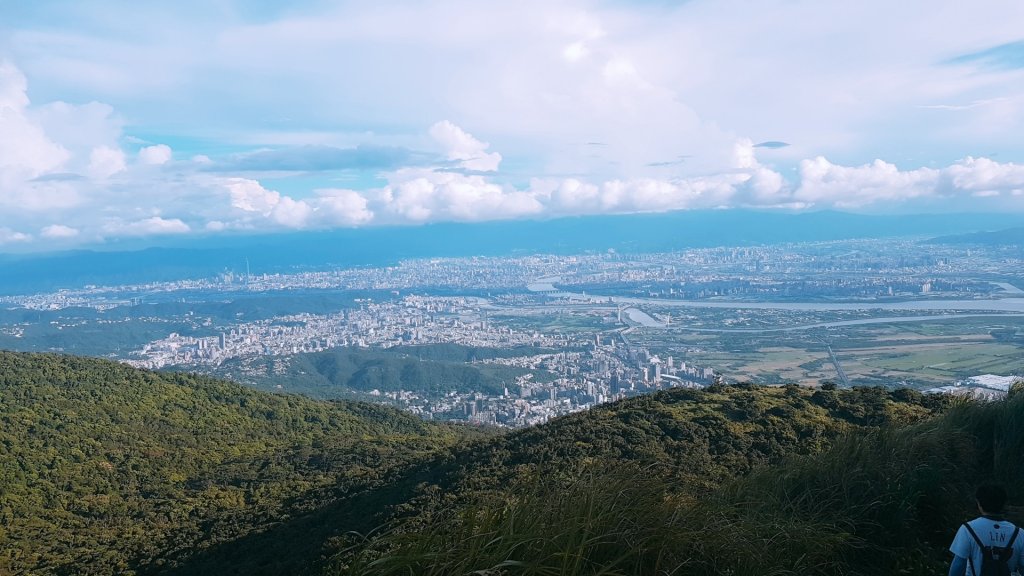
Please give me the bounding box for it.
[5,210,1024,294]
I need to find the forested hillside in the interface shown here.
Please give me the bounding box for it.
[3,351,1017,576]
[206,344,546,399]
[341,386,1023,576]
[0,352,482,575]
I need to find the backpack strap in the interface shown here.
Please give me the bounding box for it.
[1007,525,1021,571]
[963,522,983,576]
[1000,526,1020,575]
[964,521,985,547]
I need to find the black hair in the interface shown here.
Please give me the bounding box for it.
[976,484,1007,514]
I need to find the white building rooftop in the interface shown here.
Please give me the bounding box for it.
[963,374,1019,392]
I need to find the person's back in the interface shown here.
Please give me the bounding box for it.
[950,484,1024,576]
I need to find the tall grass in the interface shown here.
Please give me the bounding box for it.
[341,464,686,575]
[339,394,1023,576]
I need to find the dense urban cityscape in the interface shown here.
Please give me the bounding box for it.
[4,237,1023,312]
[123,295,716,427]
[1,237,1021,426]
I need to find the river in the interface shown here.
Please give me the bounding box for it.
[529,280,1024,332]
[537,290,1024,313]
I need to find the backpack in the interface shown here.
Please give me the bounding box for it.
[963,521,1021,576]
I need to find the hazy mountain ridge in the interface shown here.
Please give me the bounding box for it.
[928,226,1024,246]
[5,210,1024,294]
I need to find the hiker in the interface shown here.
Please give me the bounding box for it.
[950,484,1024,576]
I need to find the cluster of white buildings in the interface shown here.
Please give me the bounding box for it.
[126,296,567,369]
[379,335,715,427]
[124,292,718,427]
[925,374,1021,399]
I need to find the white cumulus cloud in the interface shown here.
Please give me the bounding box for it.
[138,144,172,165]
[0,227,31,244]
[0,62,70,185]
[87,145,127,179]
[796,157,940,208]
[40,224,80,238]
[379,169,541,223]
[316,189,374,226]
[429,121,502,172]
[106,217,190,237]
[221,177,313,228]
[944,156,1024,192]
[271,195,313,228]
[225,177,282,214]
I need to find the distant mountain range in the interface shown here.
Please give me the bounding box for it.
[2,210,1023,294]
[928,226,1024,246]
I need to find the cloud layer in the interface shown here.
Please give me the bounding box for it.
[3,57,1024,250]
[3,0,1024,248]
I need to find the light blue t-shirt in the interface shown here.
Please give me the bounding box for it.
[950,517,1024,575]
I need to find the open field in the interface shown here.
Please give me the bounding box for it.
[677,347,830,385]
[480,297,1024,388]
[606,315,1024,387]
[850,341,1024,380]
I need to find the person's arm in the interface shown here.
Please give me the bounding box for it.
[950,523,972,576]
[949,555,967,576]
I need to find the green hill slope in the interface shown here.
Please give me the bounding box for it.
[0,351,479,575]
[193,380,942,573]
[342,387,1023,576]
[164,383,948,574]
[210,345,535,398]
[4,350,1011,576]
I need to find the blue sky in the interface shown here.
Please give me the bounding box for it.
[2,0,1024,249]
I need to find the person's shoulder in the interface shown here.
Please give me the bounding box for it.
[992,518,1021,531]
[966,516,1014,526]
[971,517,1024,537]
[962,517,1011,536]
